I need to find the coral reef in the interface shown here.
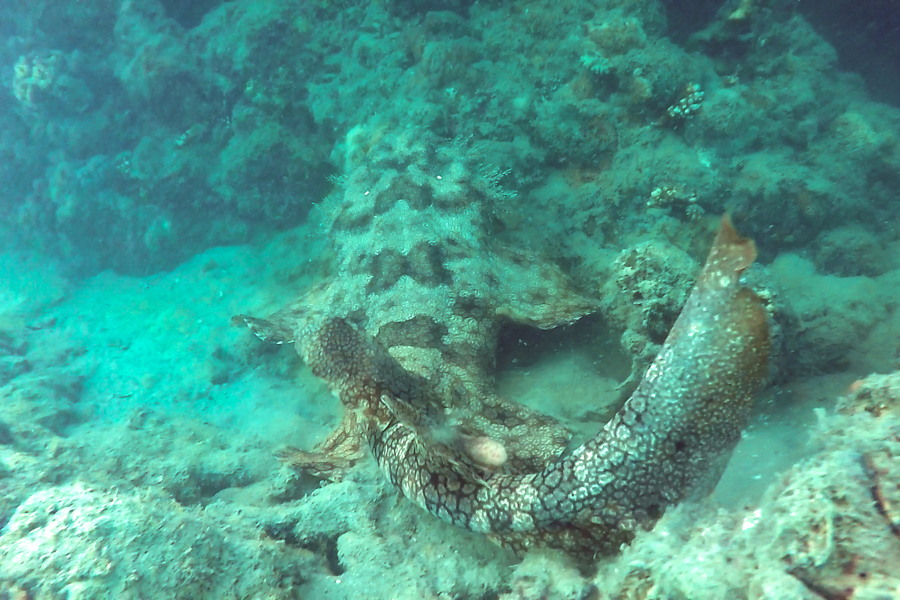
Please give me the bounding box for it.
[0,219,897,598]
[0,483,314,598]
[599,240,698,388]
[1,0,897,282]
[0,0,899,597]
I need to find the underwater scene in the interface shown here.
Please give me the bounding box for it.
[1,0,900,598]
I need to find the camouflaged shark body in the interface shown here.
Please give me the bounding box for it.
[238,132,769,557]
[243,132,600,478]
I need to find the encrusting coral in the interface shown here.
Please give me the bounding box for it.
[236,130,770,558]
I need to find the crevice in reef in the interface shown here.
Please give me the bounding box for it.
[496,313,630,384]
[159,0,223,29]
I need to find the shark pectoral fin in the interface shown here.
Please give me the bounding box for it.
[232,314,294,345]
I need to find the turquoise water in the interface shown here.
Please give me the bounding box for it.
[1,1,899,598]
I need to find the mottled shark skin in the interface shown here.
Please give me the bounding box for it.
[240,132,600,479]
[240,213,769,558]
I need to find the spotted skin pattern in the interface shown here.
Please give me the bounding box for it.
[242,216,770,557]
